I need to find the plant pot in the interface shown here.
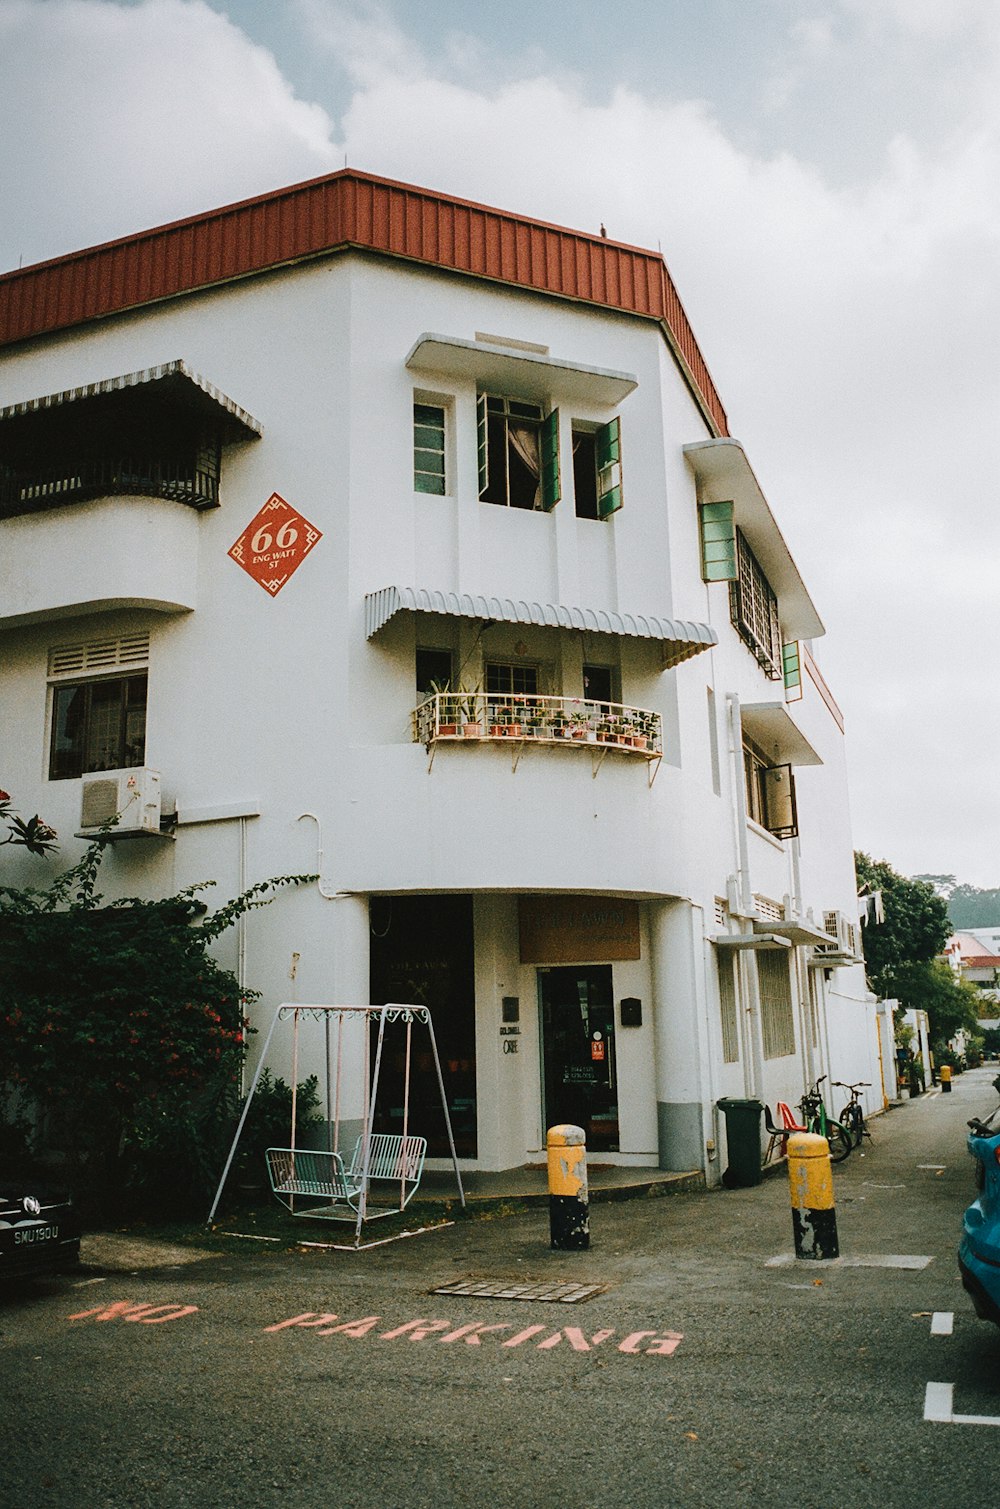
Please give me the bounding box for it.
[463,722,482,738]
[438,723,459,737]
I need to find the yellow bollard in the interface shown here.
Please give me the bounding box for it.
[547,1124,589,1250]
[787,1132,839,1260]
[940,1064,952,1092]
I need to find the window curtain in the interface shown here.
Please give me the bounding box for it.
[508,422,541,509]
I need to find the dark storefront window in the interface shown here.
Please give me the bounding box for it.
[369,894,477,1157]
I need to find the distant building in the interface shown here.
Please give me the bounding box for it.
[945,932,1000,1007]
[0,169,876,1178]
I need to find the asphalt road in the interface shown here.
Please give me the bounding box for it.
[3,1070,999,1508]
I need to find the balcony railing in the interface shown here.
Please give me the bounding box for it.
[0,455,219,516]
[413,692,663,780]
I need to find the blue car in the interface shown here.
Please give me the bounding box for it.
[960,1102,1000,1327]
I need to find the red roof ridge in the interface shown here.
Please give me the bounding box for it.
[0,168,727,436]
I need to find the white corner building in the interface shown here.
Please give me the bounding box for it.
[0,170,880,1178]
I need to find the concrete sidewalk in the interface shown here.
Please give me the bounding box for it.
[415,1160,703,1210]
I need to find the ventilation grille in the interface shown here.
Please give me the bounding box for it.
[49,632,150,678]
[80,777,122,828]
[754,894,784,922]
[714,897,728,929]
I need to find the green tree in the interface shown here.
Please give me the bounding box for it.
[855,851,951,999]
[945,883,1000,929]
[0,837,313,1213]
[890,958,980,1049]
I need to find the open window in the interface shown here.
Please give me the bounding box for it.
[743,737,798,840]
[477,395,559,511]
[573,419,623,519]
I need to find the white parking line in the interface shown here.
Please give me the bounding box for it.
[924,1381,954,1421]
[930,1311,953,1336]
[765,1253,932,1269]
[925,1381,1000,1427]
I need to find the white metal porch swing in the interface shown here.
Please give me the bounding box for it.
[207,1003,466,1246]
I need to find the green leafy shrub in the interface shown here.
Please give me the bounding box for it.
[0,836,314,1217]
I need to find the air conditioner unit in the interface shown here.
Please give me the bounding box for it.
[817,909,860,958]
[79,768,161,835]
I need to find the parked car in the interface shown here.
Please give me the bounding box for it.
[0,1177,81,1282]
[960,1095,1000,1327]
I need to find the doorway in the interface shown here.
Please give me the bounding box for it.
[369,894,477,1158]
[539,965,618,1153]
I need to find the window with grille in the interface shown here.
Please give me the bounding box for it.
[756,949,796,1059]
[730,531,782,678]
[717,951,740,1063]
[49,674,147,780]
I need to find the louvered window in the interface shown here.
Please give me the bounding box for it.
[48,632,150,678]
[717,951,740,1064]
[757,949,796,1060]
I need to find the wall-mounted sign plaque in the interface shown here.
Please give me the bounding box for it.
[228,493,322,597]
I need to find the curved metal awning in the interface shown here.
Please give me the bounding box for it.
[364,585,717,667]
[0,360,263,444]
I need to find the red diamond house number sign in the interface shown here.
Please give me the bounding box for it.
[228,493,322,597]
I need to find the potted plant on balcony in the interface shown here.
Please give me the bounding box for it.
[428,680,459,738]
[460,684,483,738]
[570,707,590,740]
[499,704,522,737]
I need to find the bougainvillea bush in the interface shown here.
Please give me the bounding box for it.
[0,836,313,1215]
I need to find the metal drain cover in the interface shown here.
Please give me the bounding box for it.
[431,1279,607,1303]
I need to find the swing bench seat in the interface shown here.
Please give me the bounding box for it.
[265,1134,428,1219]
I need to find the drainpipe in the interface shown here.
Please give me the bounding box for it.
[726,693,764,1100]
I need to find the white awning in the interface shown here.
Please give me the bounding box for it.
[712,933,793,949]
[753,918,835,946]
[683,437,823,641]
[0,360,263,443]
[364,586,717,668]
[740,701,823,767]
[406,333,638,407]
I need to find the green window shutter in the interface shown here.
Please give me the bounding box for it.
[477,392,490,498]
[539,408,561,511]
[698,500,737,581]
[595,416,622,518]
[782,640,802,700]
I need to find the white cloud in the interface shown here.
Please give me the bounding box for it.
[0,0,340,268]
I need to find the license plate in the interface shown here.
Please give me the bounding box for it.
[13,1224,60,1246]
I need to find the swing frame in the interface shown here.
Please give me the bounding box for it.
[207,1003,466,1245]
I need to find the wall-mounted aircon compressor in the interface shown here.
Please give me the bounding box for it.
[817,908,861,959]
[79,768,161,836]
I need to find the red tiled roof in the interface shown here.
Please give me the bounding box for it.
[0,169,728,436]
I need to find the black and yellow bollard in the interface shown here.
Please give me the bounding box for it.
[940,1064,952,1093]
[787,1132,839,1260]
[547,1124,589,1250]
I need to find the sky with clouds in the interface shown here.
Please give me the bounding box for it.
[2,0,998,884]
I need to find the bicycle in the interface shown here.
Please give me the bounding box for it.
[798,1076,852,1163]
[834,1080,872,1149]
